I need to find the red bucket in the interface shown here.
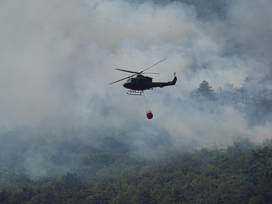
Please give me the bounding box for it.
[146,111,153,119]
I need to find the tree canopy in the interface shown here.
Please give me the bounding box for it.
[1,142,272,204]
[195,80,217,101]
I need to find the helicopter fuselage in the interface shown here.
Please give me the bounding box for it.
[123,74,177,91]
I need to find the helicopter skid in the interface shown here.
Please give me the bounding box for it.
[126,90,143,96]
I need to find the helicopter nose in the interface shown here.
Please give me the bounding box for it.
[123,82,129,89]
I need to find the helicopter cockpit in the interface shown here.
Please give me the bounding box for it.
[126,78,136,83]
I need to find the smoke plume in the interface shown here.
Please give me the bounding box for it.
[0,0,272,179]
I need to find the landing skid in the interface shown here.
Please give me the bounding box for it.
[126,90,144,95]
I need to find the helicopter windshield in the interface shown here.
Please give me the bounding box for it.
[127,78,131,82]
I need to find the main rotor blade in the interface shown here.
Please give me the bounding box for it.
[110,58,166,85]
[140,57,167,74]
[109,73,137,85]
[115,68,139,74]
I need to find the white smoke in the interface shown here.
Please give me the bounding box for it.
[0,0,272,178]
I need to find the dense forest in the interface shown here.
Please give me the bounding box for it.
[1,76,272,203]
[1,140,272,203]
[1,0,272,203]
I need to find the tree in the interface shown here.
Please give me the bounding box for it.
[135,190,153,204]
[192,80,216,101]
[0,188,11,203]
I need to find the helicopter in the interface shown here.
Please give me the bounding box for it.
[109,58,177,95]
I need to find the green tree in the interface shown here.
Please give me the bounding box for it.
[195,80,216,101]
[135,190,152,204]
[0,188,11,204]
[60,172,80,190]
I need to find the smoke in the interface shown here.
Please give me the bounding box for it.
[0,0,272,179]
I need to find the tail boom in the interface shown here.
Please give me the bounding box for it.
[151,75,177,88]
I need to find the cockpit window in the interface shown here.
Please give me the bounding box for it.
[127,78,131,82]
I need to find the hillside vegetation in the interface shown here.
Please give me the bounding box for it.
[1,141,272,204]
[1,0,272,203]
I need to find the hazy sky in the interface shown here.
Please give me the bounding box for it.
[0,0,272,157]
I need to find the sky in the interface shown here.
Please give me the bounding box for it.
[0,0,272,178]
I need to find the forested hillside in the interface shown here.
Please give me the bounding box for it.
[189,77,272,126]
[2,76,272,203]
[1,142,272,203]
[1,0,272,203]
